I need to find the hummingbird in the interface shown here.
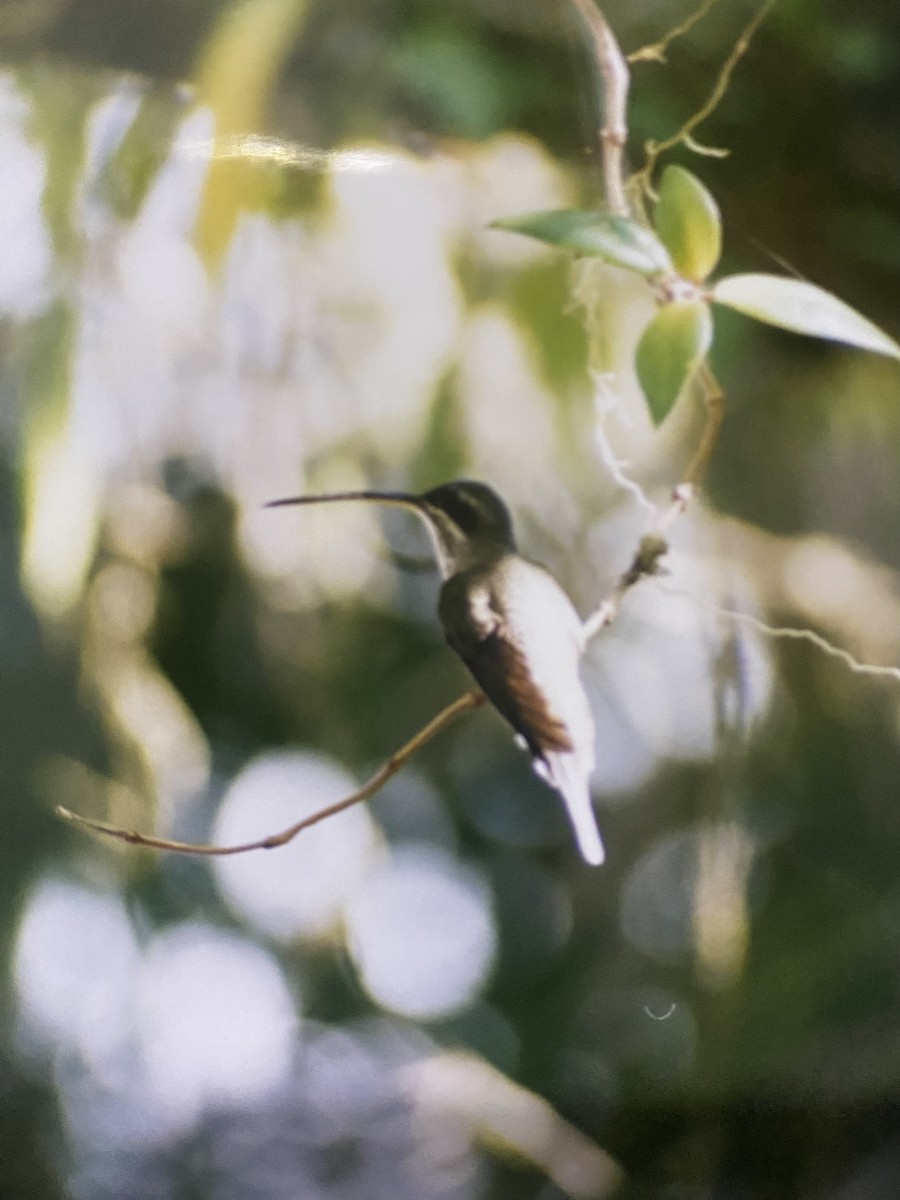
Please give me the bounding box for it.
[266,480,604,865]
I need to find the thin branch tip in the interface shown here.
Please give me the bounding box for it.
[629,0,772,197]
[628,0,721,65]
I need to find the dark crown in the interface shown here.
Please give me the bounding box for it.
[422,481,516,547]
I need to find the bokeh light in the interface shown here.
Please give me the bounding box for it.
[2,2,898,1195]
[212,750,381,940]
[14,878,139,1072]
[14,883,298,1150]
[135,922,298,1128]
[346,844,496,1019]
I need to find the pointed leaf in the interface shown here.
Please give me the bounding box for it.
[490,210,673,276]
[653,165,722,282]
[636,300,714,425]
[713,273,900,360]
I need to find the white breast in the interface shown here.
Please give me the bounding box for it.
[491,556,595,770]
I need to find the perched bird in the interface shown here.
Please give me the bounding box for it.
[267,480,604,864]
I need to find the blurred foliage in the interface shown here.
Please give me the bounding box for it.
[0,2,898,1199]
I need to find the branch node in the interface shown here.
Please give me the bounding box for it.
[673,482,695,508]
[634,532,669,576]
[627,0,721,67]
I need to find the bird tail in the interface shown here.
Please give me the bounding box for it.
[538,751,605,866]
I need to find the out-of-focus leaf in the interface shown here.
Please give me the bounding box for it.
[389,29,523,138]
[491,210,673,276]
[653,165,722,282]
[194,0,313,264]
[18,303,100,618]
[635,300,714,425]
[18,64,105,257]
[406,1052,624,1196]
[101,84,189,221]
[712,274,900,360]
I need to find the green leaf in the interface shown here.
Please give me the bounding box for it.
[490,210,673,277]
[635,300,714,425]
[712,274,900,360]
[100,84,190,221]
[653,165,722,282]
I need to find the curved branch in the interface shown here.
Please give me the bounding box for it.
[57,690,486,856]
[630,0,773,198]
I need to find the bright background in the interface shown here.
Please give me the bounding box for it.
[1,1,898,1197]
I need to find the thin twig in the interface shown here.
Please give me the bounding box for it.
[586,362,724,611]
[630,0,774,199]
[570,4,729,634]
[581,532,669,643]
[658,582,900,682]
[683,362,725,491]
[628,0,721,64]
[56,690,486,855]
[710,607,900,683]
[570,0,631,216]
[592,381,659,516]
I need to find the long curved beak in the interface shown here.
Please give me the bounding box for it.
[266,489,453,579]
[265,490,425,514]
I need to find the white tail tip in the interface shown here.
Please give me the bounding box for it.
[573,813,605,866]
[537,752,605,866]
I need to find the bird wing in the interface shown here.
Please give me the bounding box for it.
[439,572,574,757]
